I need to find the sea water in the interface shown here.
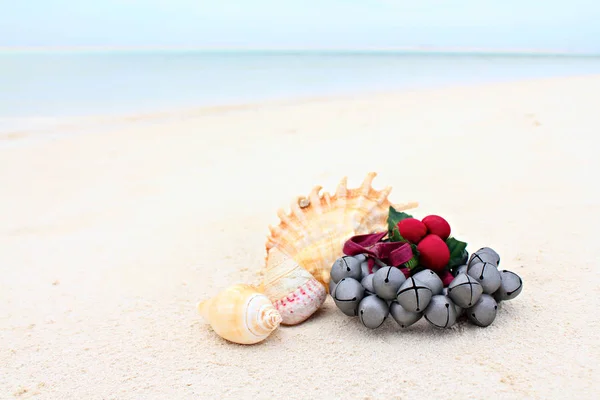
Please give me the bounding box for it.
[1,50,600,134]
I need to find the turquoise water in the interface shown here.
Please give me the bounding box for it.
[1,50,600,133]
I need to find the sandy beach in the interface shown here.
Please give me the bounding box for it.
[1,75,599,399]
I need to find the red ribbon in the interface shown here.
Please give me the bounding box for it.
[343,232,415,273]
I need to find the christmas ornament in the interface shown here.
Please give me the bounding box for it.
[360,259,382,279]
[373,266,406,300]
[330,255,362,283]
[423,295,458,328]
[467,261,502,294]
[417,234,451,271]
[332,277,365,316]
[412,269,444,295]
[361,274,375,295]
[397,218,428,243]
[468,247,500,267]
[329,279,337,296]
[396,277,433,313]
[422,215,451,240]
[389,301,423,328]
[454,264,468,276]
[327,205,524,333]
[447,272,483,308]
[358,295,389,329]
[467,294,498,327]
[493,270,523,301]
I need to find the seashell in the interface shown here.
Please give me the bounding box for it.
[265,172,418,289]
[197,284,282,345]
[261,172,418,325]
[260,247,327,325]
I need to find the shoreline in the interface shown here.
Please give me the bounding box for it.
[2,73,600,146]
[2,46,599,56]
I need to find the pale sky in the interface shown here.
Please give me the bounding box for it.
[1,0,599,52]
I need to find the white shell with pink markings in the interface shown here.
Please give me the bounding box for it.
[260,247,327,325]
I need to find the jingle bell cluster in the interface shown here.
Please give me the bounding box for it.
[330,246,523,329]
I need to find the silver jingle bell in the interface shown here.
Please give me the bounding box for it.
[412,269,443,295]
[447,272,484,308]
[332,277,365,317]
[467,294,498,327]
[373,266,406,300]
[454,264,468,277]
[493,270,523,301]
[329,279,337,296]
[396,277,432,313]
[468,247,500,267]
[361,274,375,295]
[423,295,458,328]
[330,255,362,283]
[354,254,367,262]
[360,260,381,279]
[455,303,464,317]
[479,247,500,263]
[467,262,502,294]
[389,301,422,328]
[358,295,389,329]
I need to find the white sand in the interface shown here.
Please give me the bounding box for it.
[1,76,599,399]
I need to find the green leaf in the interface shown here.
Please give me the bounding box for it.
[408,263,426,275]
[405,256,419,270]
[446,236,468,271]
[390,226,405,242]
[387,206,414,233]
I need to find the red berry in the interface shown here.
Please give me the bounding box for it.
[438,270,455,287]
[397,218,427,244]
[422,215,451,240]
[417,234,450,271]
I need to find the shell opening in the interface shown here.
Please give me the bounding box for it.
[263,306,283,330]
[247,300,282,336]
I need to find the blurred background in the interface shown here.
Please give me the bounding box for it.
[1,0,599,135]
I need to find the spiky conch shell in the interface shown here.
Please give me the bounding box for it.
[261,172,418,325]
[197,284,282,345]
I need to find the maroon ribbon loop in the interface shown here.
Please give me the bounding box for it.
[343,232,414,267]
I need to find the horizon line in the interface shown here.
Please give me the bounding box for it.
[0,45,598,57]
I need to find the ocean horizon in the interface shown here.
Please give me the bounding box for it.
[2,49,600,135]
